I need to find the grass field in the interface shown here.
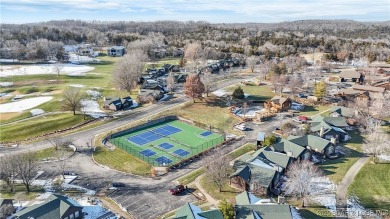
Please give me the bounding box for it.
[318,131,363,184]
[348,159,390,210]
[110,120,224,167]
[0,114,87,142]
[225,84,275,102]
[299,105,332,116]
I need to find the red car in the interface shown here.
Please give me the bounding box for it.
[169,185,185,195]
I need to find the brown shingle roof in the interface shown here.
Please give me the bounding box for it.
[339,70,360,79]
[351,84,385,93]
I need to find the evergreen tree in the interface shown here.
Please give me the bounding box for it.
[218,200,234,219]
[232,86,245,99]
[314,81,327,100]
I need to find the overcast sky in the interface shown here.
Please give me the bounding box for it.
[1,0,389,24]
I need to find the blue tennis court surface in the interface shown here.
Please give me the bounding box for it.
[127,125,181,145]
[158,142,174,150]
[200,131,212,137]
[151,125,181,136]
[155,156,172,164]
[173,149,190,157]
[140,149,156,157]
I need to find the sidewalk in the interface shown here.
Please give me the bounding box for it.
[194,174,219,207]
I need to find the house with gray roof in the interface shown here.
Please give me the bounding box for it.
[235,204,293,219]
[329,106,355,118]
[107,46,125,57]
[230,155,281,196]
[14,194,83,219]
[287,135,336,157]
[103,96,133,111]
[311,115,351,142]
[268,139,309,160]
[234,191,294,219]
[171,203,223,219]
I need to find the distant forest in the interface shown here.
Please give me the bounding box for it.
[1,20,389,62]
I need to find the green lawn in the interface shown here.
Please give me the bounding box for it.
[299,105,332,116]
[228,143,256,159]
[199,176,239,202]
[318,130,364,184]
[165,96,242,134]
[110,120,224,167]
[0,114,87,142]
[0,183,44,200]
[93,145,152,177]
[225,84,275,102]
[177,168,205,185]
[348,159,390,210]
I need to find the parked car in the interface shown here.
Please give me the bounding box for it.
[235,123,247,131]
[296,93,306,98]
[112,182,125,187]
[63,171,77,176]
[169,185,185,195]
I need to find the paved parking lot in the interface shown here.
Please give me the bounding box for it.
[108,183,196,219]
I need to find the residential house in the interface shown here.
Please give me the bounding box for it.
[329,106,355,118]
[235,203,293,219]
[311,115,350,142]
[264,96,291,113]
[287,135,336,157]
[268,139,309,160]
[107,46,125,57]
[14,194,83,219]
[138,89,164,102]
[339,70,362,83]
[337,84,386,106]
[103,96,133,111]
[230,156,281,196]
[250,147,293,172]
[171,203,223,219]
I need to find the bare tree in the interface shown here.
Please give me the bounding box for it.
[0,155,18,192]
[246,56,259,73]
[15,153,39,193]
[52,63,64,76]
[47,137,73,151]
[362,119,389,160]
[204,148,231,192]
[270,75,287,95]
[184,73,205,102]
[166,72,175,93]
[0,204,14,218]
[284,161,323,207]
[201,73,213,97]
[111,50,148,94]
[184,42,204,72]
[287,75,304,97]
[62,88,84,115]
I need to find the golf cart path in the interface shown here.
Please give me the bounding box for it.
[336,156,369,205]
[194,174,219,207]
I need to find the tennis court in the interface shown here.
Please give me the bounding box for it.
[109,119,224,167]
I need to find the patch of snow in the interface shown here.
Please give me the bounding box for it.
[64,175,78,184]
[68,54,100,63]
[86,90,101,98]
[30,108,45,116]
[0,82,13,87]
[0,64,94,77]
[347,196,380,219]
[212,89,230,97]
[69,84,85,88]
[0,59,19,63]
[67,72,86,77]
[309,177,337,212]
[62,183,96,195]
[377,154,390,161]
[291,207,303,219]
[250,158,274,170]
[131,100,139,108]
[81,100,102,112]
[0,96,53,113]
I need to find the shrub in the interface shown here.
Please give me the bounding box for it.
[264,134,277,146]
[232,86,245,99]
